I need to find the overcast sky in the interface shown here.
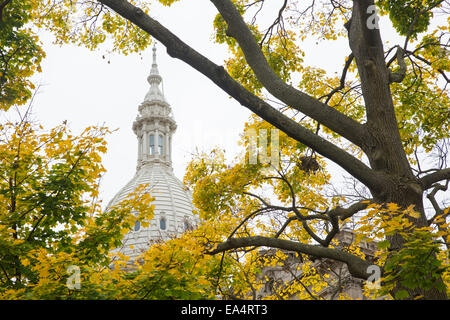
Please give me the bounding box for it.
[22,2,254,207]
[7,1,411,209]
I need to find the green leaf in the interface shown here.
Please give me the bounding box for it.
[395,289,410,300]
[377,239,391,250]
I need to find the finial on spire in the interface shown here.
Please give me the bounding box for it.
[144,42,166,103]
[152,43,157,66]
[148,43,162,85]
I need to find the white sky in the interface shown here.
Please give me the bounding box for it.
[27,2,255,207]
[8,1,435,210]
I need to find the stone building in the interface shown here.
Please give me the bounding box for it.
[256,229,378,300]
[106,45,197,261]
[106,47,375,299]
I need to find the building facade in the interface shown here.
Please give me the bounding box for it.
[107,45,196,261]
[255,230,378,300]
[106,47,374,300]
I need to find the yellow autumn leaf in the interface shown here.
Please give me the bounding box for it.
[21,258,30,267]
[387,203,400,211]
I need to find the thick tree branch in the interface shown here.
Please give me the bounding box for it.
[208,236,373,280]
[420,168,450,190]
[209,0,369,150]
[98,0,384,193]
[426,181,449,250]
[0,0,11,22]
[328,200,371,221]
[347,0,413,178]
[426,181,448,225]
[389,46,407,83]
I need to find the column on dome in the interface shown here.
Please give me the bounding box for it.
[143,130,149,157]
[138,134,143,161]
[169,134,172,163]
[155,127,159,156]
[165,127,169,162]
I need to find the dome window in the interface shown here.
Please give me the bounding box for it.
[183,218,192,232]
[149,134,155,155]
[160,217,167,230]
[134,220,141,232]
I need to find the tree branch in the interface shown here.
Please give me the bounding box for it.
[328,200,371,221]
[319,53,354,103]
[209,0,369,149]
[259,0,288,46]
[426,181,449,250]
[346,0,413,178]
[98,0,384,193]
[0,0,11,22]
[208,236,373,280]
[426,181,448,225]
[420,168,450,190]
[389,46,407,83]
[274,216,297,238]
[405,49,450,83]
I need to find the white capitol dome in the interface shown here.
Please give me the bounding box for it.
[107,45,197,260]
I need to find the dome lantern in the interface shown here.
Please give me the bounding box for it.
[108,44,196,261]
[133,44,177,171]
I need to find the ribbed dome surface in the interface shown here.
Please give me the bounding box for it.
[107,163,196,259]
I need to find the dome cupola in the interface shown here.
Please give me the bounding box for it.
[107,44,196,260]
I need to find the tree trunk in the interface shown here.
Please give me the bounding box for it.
[348,0,447,300]
[380,187,447,299]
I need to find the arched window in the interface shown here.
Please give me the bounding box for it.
[134,220,141,232]
[149,134,155,155]
[159,217,167,230]
[158,134,164,155]
[183,218,191,232]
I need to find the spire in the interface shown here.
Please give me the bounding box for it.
[133,43,177,171]
[144,44,166,102]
